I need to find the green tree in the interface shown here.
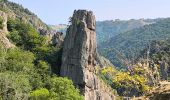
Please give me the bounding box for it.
[7,30,21,45]
[49,77,84,100]
[5,48,35,72]
[30,88,50,100]
[0,72,31,100]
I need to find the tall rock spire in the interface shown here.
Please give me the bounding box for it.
[60,10,115,100]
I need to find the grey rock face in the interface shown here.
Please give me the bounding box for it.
[160,61,168,80]
[60,10,115,100]
[0,11,13,48]
[52,32,64,46]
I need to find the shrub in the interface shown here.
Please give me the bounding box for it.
[7,30,21,45]
[5,48,35,72]
[0,72,31,100]
[30,88,50,100]
[7,19,48,53]
[100,66,150,97]
[49,77,84,100]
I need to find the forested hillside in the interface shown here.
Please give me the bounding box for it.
[140,39,170,80]
[50,19,160,44]
[0,0,50,31]
[96,19,161,43]
[0,0,83,99]
[98,18,170,67]
[2,0,170,99]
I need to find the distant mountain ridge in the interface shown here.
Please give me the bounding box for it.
[98,18,170,67]
[96,18,162,43]
[50,18,162,44]
[49,18,169,67]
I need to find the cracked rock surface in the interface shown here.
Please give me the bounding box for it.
[60,10,115,100]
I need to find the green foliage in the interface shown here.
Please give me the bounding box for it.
[7,19,52,61]
[99,18,170,67]
[37,60,49,72]
[112,72,149,96]
[0,17,3,29]
[7,30,21,44]
[1,0,49,33]
[5,48,35,72]
[0,45,83,100]
[7,19,48,52]
[0,72,31,100]
[0,1,83,100]
[96,19,159,44]
[100,67,150,97]
[30,88,50,100]
[0,16,81,99]
[45,47,62,75]
[0,0,8,2]
[141,39,170,81]
[7,19,17,31]
[0,46,35,72]
[49,77,84,100]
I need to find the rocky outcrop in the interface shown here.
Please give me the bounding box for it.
[0,1,63,46]
[131,81,170,100]
[0,11,13,48]
[60,10,115,100]
[160,61,168,80]
[51,32,64,46]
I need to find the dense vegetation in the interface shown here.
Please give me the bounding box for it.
[0,20,83,99]
[50,19,158,44]
[99,66,150,97]
[96,19,159,44]
[0,0,51,32]
[0,1,83,99]
[140,39,170,80]
[98,18,170,67]
[2,0,170,99]
[97,39,170,97]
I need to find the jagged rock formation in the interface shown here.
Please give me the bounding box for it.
[51,32,64,46]
[60,10,115,100]
[0,11,13,48]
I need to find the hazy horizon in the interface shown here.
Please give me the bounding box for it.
[9,0,170,25]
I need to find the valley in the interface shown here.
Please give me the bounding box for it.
[1,0,170,100]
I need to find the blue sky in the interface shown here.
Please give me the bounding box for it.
[9,0,170,25]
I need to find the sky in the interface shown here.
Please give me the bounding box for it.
[8,0,170,25]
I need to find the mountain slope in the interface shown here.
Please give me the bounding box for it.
[98,18,170,67]
[0,1,83,100]
[49,19,159,44]
[49,24,67,34]
[96,19,161,44]
[140,39,170,80]
[0,1,49,31]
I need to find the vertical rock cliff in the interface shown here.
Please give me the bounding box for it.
[60,10,115,100]
[0,11,13,48]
